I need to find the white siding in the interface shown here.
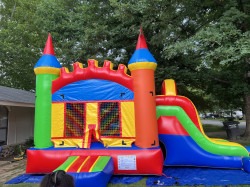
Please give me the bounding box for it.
[7,106,34,145]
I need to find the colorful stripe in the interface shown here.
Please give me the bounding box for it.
[77,156,90,172]
[34,67,61,75]
[55,156,111,173]
[128,62,157,71]
[68,156,89,172]
[55,156,78,171]
[79,156,99,172]
[90,156,110,172]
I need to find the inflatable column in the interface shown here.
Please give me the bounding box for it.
[128,29,159,148]
[34,34,61,148]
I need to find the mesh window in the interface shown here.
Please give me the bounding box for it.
[100,102,120,137]
[65,103,85,137]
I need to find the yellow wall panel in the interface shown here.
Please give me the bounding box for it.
[51,103,64,137]
[86,103,98,125]
[52,138,83,148]
[85,103,100,147]
[121,102,135,137]
[102,138,135,147]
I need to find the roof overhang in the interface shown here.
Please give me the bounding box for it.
[0,101,35,108]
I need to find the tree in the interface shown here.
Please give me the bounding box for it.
[1,0,226,93]
[0,0,249,137]
[0,0,43,90]
[163,1,250,137]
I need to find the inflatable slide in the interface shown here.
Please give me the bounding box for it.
[156,79,250,171]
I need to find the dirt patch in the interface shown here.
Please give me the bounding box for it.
[0,158,26,185]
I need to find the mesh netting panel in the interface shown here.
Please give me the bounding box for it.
[65,103,85,137]
[100,102,120,136]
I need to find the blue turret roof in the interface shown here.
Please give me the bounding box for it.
[128,49,156,64]
[35,55,61,68]
[128,29,156,65]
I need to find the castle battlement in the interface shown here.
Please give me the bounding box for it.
[52,60,133,93]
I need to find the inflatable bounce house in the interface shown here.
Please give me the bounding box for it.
[26,29,250,187]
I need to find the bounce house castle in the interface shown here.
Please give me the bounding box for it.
[26,29,250,187]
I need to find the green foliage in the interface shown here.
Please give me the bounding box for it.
[0,0,42,90]
[0,0,249,113]
[163,1,250,110]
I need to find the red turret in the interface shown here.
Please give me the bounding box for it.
[136,28,148,49]
[43,33,55,55]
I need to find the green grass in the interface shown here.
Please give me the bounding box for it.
[202,124,225,132]
[203,124,250,146]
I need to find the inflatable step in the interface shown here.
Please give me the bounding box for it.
[55,155,114,187]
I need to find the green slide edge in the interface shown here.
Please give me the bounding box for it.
[156,105,249,157]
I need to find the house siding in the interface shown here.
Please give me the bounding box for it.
[7,106,34,145]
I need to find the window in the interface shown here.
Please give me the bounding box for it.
[100,102,120,137]
[0,106,8,145]
[65,103,85,137]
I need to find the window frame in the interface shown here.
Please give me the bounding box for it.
[0,106,8,146]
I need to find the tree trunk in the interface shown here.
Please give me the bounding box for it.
[243,95,250,138]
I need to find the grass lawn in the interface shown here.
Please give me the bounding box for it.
[203,123,250,146]
[202,124,225,132]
